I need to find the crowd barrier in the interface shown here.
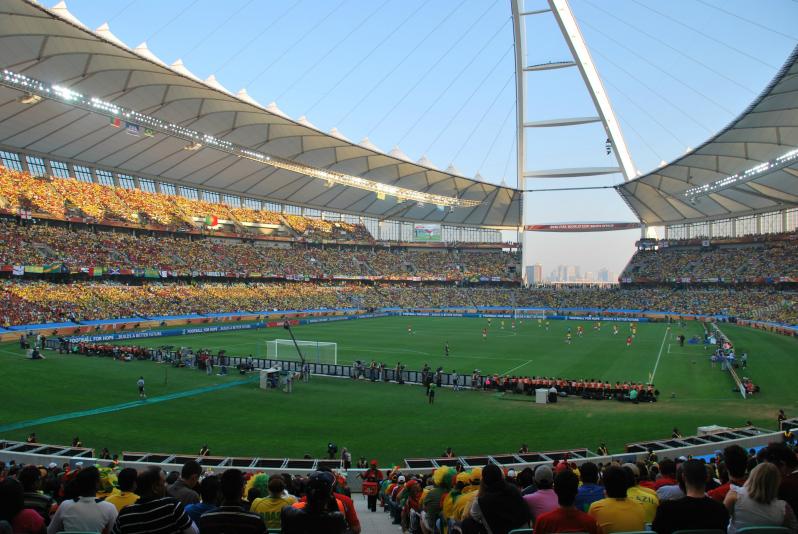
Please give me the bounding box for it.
[0,425,784,492]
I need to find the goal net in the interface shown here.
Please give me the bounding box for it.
[265,339,338,365]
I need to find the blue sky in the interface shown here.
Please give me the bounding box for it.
[59,0,798,275]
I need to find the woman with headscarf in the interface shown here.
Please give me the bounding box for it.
[463,464,531,534]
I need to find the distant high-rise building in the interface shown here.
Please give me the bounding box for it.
[557,265,568,282]
[566,265,577,281]
[585,271,594,282]
[598,268,609,282]
[526,263,544,284]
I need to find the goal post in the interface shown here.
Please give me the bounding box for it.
[265,339,338,365]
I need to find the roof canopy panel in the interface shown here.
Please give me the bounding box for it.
[618,44,798,226]
[0,0,520,228]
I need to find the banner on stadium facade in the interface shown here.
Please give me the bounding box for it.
[524,222,641,232]
[413,223,442,242]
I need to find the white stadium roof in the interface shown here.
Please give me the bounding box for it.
[617,44,798,227]
[0,0,521,228]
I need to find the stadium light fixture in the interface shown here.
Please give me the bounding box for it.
[683,147,798,199]
[0,69,481,210]
[18,93,42,104]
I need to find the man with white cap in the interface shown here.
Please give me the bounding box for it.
[523,465,558,522]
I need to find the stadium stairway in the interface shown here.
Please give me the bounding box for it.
[352,494,398,533]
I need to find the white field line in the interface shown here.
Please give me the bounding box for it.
[650,327,670,383]
[502,360,533,375]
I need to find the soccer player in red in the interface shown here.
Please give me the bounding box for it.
[626,335,633,347]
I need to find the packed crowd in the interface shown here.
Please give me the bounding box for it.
[623,235,798,282]
[0,167,369,240]
[1,280,797,328]
[1,440,797,534]
[0,281,366,326]
[0,220,515,279]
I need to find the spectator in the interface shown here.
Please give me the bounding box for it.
[656,462,686,502]
[725,462,798,533]
[708,445,749,502]
[250,476,296,532]
[281,471,348,534]
[422,467,454,533]
[105,467,139,512]
[0,478,45,534]
[654,459,677,489]
[523,465,558,522]
[168,461,202,507]
[771,443,798,520]
[465,464,530,534]
[535,469,599,534]
[198,469,264,534]
[652,459,729,534]
[185,475,220,524]
[575,462,604,512]
[623,462,659,523]
[588,465,646,534]
[18,465,54,523]
[48,466,117,534]
[114,466,197,534]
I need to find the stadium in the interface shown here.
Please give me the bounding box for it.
[0,1,797,533]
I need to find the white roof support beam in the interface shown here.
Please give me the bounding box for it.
[548,0,636,181]
[524,61,576,72]
[524,116,601,128]
[525,167,622,178]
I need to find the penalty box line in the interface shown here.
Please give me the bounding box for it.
[0,377,256,433]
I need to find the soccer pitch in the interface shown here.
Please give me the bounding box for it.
[0,317,795,464]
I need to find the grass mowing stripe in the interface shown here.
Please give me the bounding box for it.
[0,377,256,433]
[650,326,671,383]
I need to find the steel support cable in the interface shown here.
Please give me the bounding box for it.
[450,71,514,163]
[601,77,689,147]
[180,0,260,61]
[477,99,516,174]
[304,0,431,117]
[245,0,349,89]
[396,20,511,148]
[581,0,758,94]
[106,0,137,24]
[144,0,203,44]
[631,0,779,69]
[366,0,501,137]
[579,18,737,116]
[334,1,467,128]
[502,135,516,184]
[276,0,393,102]
[588,46,714,135]
[424,44,515,153]
[212,0,303,76]
[696,0,798,41]
[614,111,666,165]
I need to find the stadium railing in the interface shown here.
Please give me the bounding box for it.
[0,425,778,492]
[710,323,747,399]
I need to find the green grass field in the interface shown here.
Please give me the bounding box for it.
[1,316,796,465]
